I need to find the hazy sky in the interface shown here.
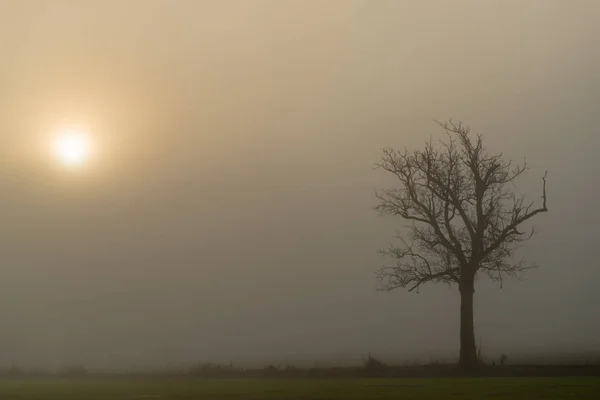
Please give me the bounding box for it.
[0,0,599,369]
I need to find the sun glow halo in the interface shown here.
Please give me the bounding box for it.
[53,130,92,167]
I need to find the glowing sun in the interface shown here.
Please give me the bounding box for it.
[53,130,92,167]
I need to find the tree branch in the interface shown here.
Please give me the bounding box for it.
[375,120,548,292]
[482,172,548,260]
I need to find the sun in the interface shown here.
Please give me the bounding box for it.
[53,130,92,167]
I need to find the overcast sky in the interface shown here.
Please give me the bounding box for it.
[0,0,598,370]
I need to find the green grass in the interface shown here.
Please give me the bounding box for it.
[0,377,598,399]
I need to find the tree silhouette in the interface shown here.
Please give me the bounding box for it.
[374,120,548,369]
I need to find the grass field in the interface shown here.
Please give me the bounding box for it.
[0,377,599,399]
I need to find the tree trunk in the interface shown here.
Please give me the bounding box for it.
[458,276,478,369]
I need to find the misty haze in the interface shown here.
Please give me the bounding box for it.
[0,1,599,397]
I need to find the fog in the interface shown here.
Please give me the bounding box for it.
[0,0,598,370]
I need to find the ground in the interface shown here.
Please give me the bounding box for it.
[0,377,599,399]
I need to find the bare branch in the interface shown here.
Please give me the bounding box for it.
[481,172,548,261]
[375,120,548,291]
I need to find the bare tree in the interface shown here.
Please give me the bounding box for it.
[374,120,548,369]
